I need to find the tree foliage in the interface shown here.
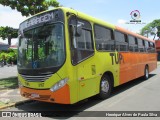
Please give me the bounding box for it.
[140,19,160,36]
[0,48,17,64]
[0,26,18,45]
[0,0,59,16]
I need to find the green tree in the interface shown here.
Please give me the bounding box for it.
[140,19,160,38]
[0,0,59,16]
[0,26,18,45]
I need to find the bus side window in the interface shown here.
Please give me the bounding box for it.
[94,25,114,51]
[153,42,155,52]
[134,38,138,52]
[145,41,149,52]
[142,40,145,52]
[153,43,156,52]
[128,35,137,52]
[114,31,128,52]
[149,42,155,53]
[69,17,94,65]
[152,43,156,53]
[138,38,145,52]
[148,42,151,53]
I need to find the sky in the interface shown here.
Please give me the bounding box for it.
[0,0,160,44]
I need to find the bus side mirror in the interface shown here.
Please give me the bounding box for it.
[69,25,77,49]
[75,25,82,37]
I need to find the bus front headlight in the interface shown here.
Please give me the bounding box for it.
[50,78,68,92]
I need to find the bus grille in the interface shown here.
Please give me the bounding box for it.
[20,74,52,82]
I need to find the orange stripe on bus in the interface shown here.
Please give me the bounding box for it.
[119,52,157,84]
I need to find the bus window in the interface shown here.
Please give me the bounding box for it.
[128,35,137,52]
[138,38,145,52]
[153,43,156,52]
[143,40,145,46]
[134,38,139,52]
[94,25,114,51]
[148,42,151,47]
[114,31,128,51]
[145,41,149,52]
[149,42,155,53]
[69,17,94,65]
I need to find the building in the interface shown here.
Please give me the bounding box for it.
[0,42,9,50]
[10,44,17,49]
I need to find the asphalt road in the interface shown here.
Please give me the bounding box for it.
[0,65,17,79]
[1,66,160,120]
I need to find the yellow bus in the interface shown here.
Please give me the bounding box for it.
[18,7,157,104]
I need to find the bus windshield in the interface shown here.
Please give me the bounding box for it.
[18,23,65,69]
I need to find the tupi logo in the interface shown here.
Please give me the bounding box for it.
[110,53,124,65]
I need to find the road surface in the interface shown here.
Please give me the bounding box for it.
[1,66,160,120]
[0,65,17,79]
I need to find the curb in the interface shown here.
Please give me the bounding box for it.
[0,99,31,110]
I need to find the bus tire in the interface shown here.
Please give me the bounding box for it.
[98,74,112,99]
[144,66,149,80]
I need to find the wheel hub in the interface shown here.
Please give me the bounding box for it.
[101,80,109,93]
[146,68,149,78]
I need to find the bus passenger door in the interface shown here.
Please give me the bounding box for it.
[70,32,96,101]
[77,58,98,101]
[69,17,97,101]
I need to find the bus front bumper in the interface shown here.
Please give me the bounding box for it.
[20,85,70,104]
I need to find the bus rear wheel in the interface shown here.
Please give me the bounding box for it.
[144,66,149,80]
[98,74,112,99]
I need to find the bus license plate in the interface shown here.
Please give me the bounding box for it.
[31,93,39,98]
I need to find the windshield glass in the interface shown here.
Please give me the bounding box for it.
[18,23,65,69]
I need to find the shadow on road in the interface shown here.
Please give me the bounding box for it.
[111,74,156,97]
[15,74,156,118]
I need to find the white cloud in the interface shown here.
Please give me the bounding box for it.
[0,5,26,28]
[0,5,27,45]
[117,19,126,24]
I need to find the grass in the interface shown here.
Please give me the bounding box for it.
[0,101,14,108]
[0,77,18,89]
[0,101,5,107]
[0,101,4,105]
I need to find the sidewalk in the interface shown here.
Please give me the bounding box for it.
[0,65,17,79]
[0,88,28,109]
[0,77,29,109]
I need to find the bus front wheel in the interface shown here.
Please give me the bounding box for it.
[98,74,112,99]
[144,66,149,80]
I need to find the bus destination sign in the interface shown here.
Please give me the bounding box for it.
[19,10,64,33]
[19,11,55,31]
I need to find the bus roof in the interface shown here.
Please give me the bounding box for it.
[116,26,154,43]
[60,7,154,43]
[20,7,154,43]
[60,7,116,29]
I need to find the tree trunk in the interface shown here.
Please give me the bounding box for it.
[8,37,11,45]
